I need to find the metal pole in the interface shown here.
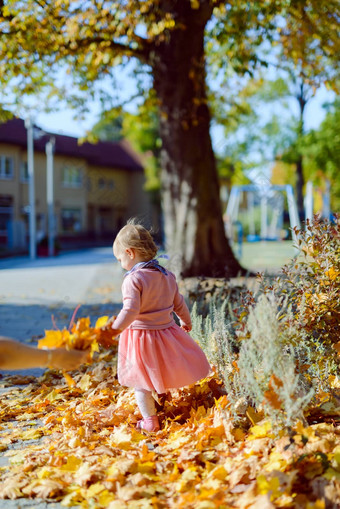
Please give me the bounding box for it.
[46,138,55,257]
[25,118,36,259]
[322,179,330,220]
[305,181,314,226]
[260,196,267,240]
[247,192,255,236]
[286,185,300,250]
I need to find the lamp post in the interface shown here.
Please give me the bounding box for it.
[24,117,36,260]
[46,137,56,257]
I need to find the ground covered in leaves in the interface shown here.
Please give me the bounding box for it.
[0,340,339,509]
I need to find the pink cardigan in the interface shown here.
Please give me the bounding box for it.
[112,268,191,331]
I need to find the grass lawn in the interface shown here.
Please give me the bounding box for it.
[232,240,298,274]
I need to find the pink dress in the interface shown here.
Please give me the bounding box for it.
[111,265,211,393]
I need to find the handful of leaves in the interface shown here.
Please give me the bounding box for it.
[96,316,120,348]
[38,315,119,354]
[37,316,119,387]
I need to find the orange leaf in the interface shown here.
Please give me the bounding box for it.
[232,360,239,372]
[63,371,76,387]
[262,374,284,410]
[262,389,282,410]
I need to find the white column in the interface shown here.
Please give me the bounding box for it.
[260,196,267,240]
[46,138,55,257]
[247,192,255,236]
[322,179,330,220]
[25,118,36,259]
[305,181,314,226]
[286,185,300,249]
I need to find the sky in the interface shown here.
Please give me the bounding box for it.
[34,84,334,155]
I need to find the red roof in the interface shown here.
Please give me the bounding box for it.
[0,118,144,172]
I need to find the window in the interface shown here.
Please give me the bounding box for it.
[62,166,82,188]
[98,178,105,189]
[20,162,29,182]
[61,208,82,232]
[0,209,12,235]
[0,156,14,179]
[0,195,13,237]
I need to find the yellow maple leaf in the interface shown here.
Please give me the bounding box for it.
[325,267,339,280]
[97,489,116,506]
[95,316,110,329]
[20,428,43,440]
[44,389,64,403]
[84,482,106,497]
[246,406,264,425]
[329,375,340,388]
[264,451,287,472]
[232,428,246,441]
[109,426,132,448]
[137,461,155,474]
[306,500,326,509]
[60,455,83,472]
[38,329,69,349]
[36,467,55,481]
[323,468,340,481]
[78,373,92,391]
[248,421,272,440]
[210,465,228,481]
[257,474,281,498]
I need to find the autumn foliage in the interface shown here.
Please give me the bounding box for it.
[0,342,339,508]
[0,216,339,507]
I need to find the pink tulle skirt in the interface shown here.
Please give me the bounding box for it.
[117,325,211,393]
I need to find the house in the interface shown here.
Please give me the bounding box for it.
[0,117,154,251]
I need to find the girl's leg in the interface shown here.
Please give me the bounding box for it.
[135,388,156,418]
[134,388,160,431]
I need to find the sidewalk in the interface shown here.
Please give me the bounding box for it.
[0,248,123,377]
[0,249,125,508]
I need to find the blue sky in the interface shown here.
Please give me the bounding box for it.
[35,84,334,155]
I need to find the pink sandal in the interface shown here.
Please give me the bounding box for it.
[136,415,160,432]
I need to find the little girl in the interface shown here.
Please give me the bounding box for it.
[101,221,211,432]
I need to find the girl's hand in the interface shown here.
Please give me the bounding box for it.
[97,324,121,348]
[181,324,192,332]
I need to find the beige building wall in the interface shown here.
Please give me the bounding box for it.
[0,144,22,245]
[0,141,152,248]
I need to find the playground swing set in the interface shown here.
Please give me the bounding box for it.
[224,180,331,247]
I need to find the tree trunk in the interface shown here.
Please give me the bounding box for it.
[152,3,244,278]
[295,81,307,219]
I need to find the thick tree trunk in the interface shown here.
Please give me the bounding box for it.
[152,2,244,278]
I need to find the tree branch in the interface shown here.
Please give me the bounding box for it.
[61,36,151,63]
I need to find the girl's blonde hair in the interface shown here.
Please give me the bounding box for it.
[114,220,158,260]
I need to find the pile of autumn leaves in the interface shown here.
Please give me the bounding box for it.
[0,317,339,508]
[0,216,339,508]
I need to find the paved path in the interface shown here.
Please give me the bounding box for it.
[0,249,125,508]
[0,248,124,375]
[0,247,123,344]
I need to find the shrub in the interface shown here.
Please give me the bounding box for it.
[282,215,340,349]
[191,215,339,428]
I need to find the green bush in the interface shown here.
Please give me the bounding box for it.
[191,214,340,428]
